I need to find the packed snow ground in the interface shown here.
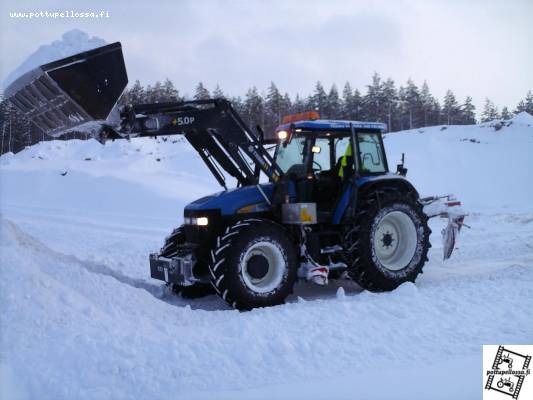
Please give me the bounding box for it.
[1,113,533,399]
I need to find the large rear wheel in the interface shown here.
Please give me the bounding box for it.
[344,188,431,291]
[209,219,298,310]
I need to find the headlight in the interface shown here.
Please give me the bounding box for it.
[196,217,209,226]
[184,216,209,226]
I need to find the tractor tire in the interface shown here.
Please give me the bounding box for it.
[159,226,186,258]
[208,218,298,310]
[344,187,431,291]
[160,225,214,299]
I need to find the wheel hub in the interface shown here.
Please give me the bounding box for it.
[381,231,395,248]
[246,254,269,280]
[373,210,417,271]
[241,241,286,293]
[375,220,400,258]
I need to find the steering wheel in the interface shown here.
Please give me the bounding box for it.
[312,161,322,172]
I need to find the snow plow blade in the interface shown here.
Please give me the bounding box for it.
[421,195,467,260]
[4,42,128,137]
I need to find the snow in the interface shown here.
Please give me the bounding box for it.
[2,29,106,90]
[1,116,533,399]
[511,111,533,126]
[384,112,533,213]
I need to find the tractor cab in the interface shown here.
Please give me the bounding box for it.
[272,112,388,220]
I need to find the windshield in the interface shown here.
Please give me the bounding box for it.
[275,137,307,172]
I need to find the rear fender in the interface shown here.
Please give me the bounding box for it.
[332,176,419,224]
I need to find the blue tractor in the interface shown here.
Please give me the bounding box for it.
[5,43,465,310]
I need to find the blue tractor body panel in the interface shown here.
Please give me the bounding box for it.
[332,184,354,224]
[185,183,275,216]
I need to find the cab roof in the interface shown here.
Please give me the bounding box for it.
[275,119,387,133]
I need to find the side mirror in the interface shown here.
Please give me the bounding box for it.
[256,125,265,144]
[396,153,408,176]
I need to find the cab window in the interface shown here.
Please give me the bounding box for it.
[311,138,331,171]
[275,137,307,173]
[358,132,387,173]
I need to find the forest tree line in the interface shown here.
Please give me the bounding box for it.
[1,72,532,155]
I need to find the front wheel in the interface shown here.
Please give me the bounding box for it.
[344,188,431,291]
[209,219,298,310]
[159,225,214,299]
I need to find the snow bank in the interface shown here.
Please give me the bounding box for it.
[0,137,217,218]
[384,115,533,212]
[1,215,532,399]
[511,111,533,126]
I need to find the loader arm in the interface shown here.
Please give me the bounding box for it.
[114,99,283,188]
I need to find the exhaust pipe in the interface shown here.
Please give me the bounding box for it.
[5,42,128,137]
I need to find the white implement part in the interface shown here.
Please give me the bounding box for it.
[421,195,467,260]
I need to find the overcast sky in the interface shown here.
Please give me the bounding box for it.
[1,0,532,112]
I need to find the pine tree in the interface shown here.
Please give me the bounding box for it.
[363,73,383,122]
[433,98,443,126]
[514,91,533,114]
[460,96,476,124]
[352,89,363,121]
[481,98,499,122]
[381,78,397,130]
[281,93,292,119]
[126,80,145,104]
[341,82,353,119]
[264,82,284,133]
[420,81,434,127]
[230,96,245,116]
[525,91,533,114]
[161,79,181,102]
[148,81,164,103]
[213,84,225,99]
[292,94,306,113]
[243,86,264,129]
[194,82,211,100]
[500,106,511,120]
[515,100,527,114]
[311,81,327,115]
[403,79,421,129]
[325,84,340,119]
[443,90,460,125]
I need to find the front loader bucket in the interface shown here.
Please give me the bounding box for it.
[5,42,128,137]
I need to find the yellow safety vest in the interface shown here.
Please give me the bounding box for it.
[338,143,353,178]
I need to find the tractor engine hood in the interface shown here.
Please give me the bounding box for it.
[185,183,275,216]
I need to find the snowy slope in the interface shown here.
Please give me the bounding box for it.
[2,30,106,90]
[1,114,532,399]
[383,111,533,212]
